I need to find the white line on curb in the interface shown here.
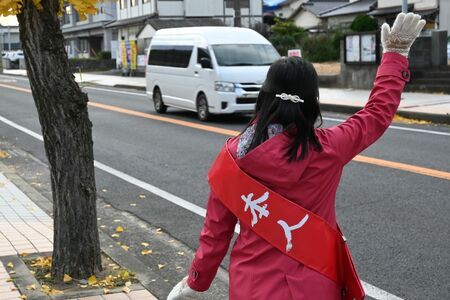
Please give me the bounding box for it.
[0,114,403,300]
[84,86,148,97]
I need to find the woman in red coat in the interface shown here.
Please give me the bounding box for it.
[168,13,425,300]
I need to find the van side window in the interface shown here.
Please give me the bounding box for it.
[197,48,211,64]
[148,45,193,68]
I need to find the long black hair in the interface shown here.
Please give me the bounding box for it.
[244,56,323,161]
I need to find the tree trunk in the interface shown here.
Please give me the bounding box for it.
[17,0,102,280]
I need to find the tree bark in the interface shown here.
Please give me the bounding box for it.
[17,0,102,280]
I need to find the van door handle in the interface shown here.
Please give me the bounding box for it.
[194,71,199,75]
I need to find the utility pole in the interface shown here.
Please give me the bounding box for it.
[233,0,242,27]
[402,0,408,13]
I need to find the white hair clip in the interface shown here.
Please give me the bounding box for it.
[275,93,304,103]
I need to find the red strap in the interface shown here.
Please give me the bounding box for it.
[208,146,365,300]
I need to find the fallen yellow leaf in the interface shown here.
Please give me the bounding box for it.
[6,262,14,269]
[9,271,16,275]
[63,274,72,282]
[158,263,166,269]
[141,249,153,255]
[26,284,36,290]
[111,233,119,238]
[102,188,108,192]
[156,228,162,234]
[116,226,124,233]
[121,245,130,251]
[88,275,97,285]
[20,295,27,299]
[103,288,110,294]
[139,194,146,199]
[141,242,150,247]
[177,252,185,256]
[19,252,29,257]
[122,286,131,294]
[44,273,51,278]
[130,203,137,207]
[0,150,9,158]
[125,281,131,287]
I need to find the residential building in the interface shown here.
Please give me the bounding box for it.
[288,0,348,30]
[0,16,20,52]
[321,0,377,28]
[368,0,439,29]
[61,2,117,59]
[105,0,264,68]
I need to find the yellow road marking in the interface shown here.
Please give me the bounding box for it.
[1,83,449,181]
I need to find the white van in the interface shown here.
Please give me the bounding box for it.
[145,27,280,121]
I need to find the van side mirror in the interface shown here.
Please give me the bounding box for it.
[200,57,212,69]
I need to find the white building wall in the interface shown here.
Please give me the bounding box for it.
[158,1,184,16]
[293,10,321,29]
[185,0,223,16]
[377,0,438,10]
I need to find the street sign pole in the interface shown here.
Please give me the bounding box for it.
[402,0,408,13]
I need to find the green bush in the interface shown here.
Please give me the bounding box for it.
[350,14,378,32]
[269,19,307,56]
[301,34,340,62]
[96,51,112,60]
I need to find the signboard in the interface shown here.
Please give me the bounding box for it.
[288,49,302,57]
[130,39,137,70]
[345,32,379,64]
[120,40,138,70]
[345,35,360,62]
[361,34,376,62]
[121,40,128,68]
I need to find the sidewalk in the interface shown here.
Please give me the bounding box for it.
[0,172,157,300]
[3,69,449,124]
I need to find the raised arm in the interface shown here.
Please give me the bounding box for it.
[324,13,425,164]
[168,191,237,299]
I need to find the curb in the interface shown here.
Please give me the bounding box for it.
[113,84,146,91]
[320,103,450,125]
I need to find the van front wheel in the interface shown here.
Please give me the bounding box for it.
[153,88,167,113]
[197,94,210,122]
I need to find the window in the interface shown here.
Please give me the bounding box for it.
[212,44,279,66]
[119,0,127,10]
[225,0,249,9]
[142,0,151,3]
[197,48,210,64]
[130,0,137,6]
[148,45,193,68]
[62,5,72,24]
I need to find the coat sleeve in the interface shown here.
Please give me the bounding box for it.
[187,191,237,292]
[324,52,410,165]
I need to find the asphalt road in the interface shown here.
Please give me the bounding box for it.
[0,74,449,299]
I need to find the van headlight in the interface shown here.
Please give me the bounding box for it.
[215,82,235,92]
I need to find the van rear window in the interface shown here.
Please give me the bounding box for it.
[148,45,193,68]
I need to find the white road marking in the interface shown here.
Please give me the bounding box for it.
[0,113,406,300]
[323,117,450,136]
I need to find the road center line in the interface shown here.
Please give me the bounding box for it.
[0,114,404,300]
[1,82,449,180]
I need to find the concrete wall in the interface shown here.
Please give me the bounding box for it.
[378,0,438,10]
[439,0,450,35]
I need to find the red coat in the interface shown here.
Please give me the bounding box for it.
[187,53,410,299]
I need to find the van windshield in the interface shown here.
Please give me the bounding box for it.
[212,44,279,66]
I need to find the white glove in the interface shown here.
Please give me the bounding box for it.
[381,12,426,57]
[167,276,198,300]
